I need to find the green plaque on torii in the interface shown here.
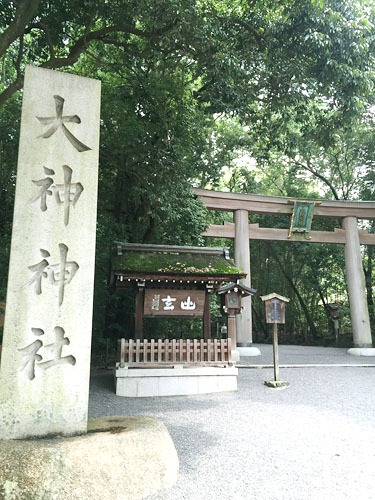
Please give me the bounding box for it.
[288,200,319,239]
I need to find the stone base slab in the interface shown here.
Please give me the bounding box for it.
[238,346,261,357]
[264,380,290,389]
[230,349,241,362]
[0,416,178,500]
[115,366,238,397]
[347,347,375,356]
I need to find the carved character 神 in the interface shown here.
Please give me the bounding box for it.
[28,244,79,305]
[31,165,83,225]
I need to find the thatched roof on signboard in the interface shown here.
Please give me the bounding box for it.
[110,243,246,289]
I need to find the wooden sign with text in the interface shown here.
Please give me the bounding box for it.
[144,289,205,317]
[265,299,286,324]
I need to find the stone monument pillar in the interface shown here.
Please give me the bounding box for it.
[234,209,260,356]
[343,217,374,355]
[0,66,101,439]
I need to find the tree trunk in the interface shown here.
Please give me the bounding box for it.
[270,246,318,340]
[318,287,335,337]
[113,150,126,224]
[252,304,269,341]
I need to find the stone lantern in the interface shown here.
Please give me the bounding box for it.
[327,303,342,344]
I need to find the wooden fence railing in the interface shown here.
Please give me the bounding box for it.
[118,338,232,367]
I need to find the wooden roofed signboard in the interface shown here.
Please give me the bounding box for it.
[261,293,290,324]
[110,242,247,340]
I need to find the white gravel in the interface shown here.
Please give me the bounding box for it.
[89,345,375,500]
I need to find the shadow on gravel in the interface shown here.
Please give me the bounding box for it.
[165,424,218,464]
[89,369,114,392]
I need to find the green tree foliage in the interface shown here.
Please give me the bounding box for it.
[1,0,375,347]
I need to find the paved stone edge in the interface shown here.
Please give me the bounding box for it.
[237,364,375,369]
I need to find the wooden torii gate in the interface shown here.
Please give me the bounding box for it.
[194,188,375,353]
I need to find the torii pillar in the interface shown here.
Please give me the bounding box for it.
[234,210,260,356]
[194,188,375,357]
[343,217,373,354]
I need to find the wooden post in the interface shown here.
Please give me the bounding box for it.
[105,338,110,367]
[272,323,279,381]
[135,289,144,340]
[203,291,211,340]
[227,314,237,350]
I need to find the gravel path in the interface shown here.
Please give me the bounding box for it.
[239,343,375,365]
[89,345,375,500]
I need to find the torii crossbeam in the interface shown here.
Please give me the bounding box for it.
[194,188,375,355]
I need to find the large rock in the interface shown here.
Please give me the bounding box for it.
[0,416,178,500]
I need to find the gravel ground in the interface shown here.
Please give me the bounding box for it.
[89,345,375,500]
[239,343,375,365]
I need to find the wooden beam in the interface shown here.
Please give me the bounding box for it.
[115,241,228,256]
[359,230,375,245]
[194,188,375,220]
[113,271,246,286]
[135,289,144,340]
[203,291,211,340]
[203,222,375,245]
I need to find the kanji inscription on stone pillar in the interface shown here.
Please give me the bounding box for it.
[0,66,101,439]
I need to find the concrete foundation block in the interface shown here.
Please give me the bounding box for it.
[177,376,199,394]
[137,376,160,397]
[158,377,182,397]
[230,349,241,362]
[347,347,375,356]
[115,366,238,397]
[198,375,218,394]
[238,346,261,357]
